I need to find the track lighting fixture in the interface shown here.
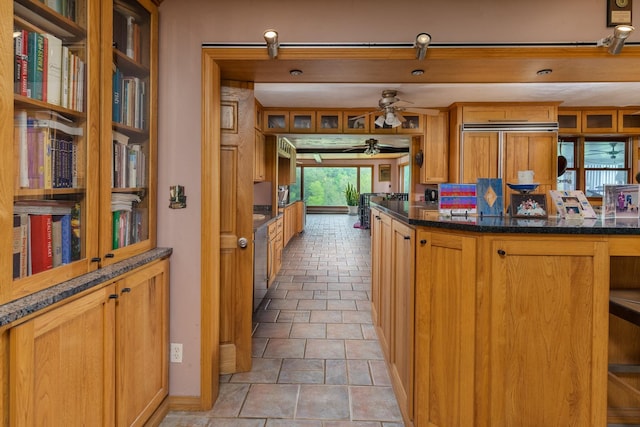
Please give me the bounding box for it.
[263,29,279,58]
[597,24,634,54]
[414,32,431,60]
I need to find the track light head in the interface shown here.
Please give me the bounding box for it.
[598,25,634,54]
[263,29,279,58]
[414,32,431,60]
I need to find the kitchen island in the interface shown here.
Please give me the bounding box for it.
[370,200,640,427]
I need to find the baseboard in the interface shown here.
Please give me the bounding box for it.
[144,397,170,427]
[168,395,208,411]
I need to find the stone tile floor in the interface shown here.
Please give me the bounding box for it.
[160,214,404,427]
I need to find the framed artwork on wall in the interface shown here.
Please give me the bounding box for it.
[379,164,391,182]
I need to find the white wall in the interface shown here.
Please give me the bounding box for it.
[156,0,633,396]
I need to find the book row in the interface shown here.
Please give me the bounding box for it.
[113,66,147,129]
[12,202,81,279]
[113,6,143,62]
[41,0,78,21]
[113,140,147,189]
[112,208,148,250]
[15,110,82,190]
[14,28,85,112]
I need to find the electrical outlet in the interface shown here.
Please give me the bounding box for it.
[170,343,183,363]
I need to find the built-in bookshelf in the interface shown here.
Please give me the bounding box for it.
[8,0,99,301]
[100,0,156,263]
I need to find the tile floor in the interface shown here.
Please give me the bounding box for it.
[160,214,404,427]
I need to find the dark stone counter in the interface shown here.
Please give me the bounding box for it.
[0,247,172,327]
[373,200,640,235]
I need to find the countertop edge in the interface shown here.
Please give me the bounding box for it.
[0,247,173,327]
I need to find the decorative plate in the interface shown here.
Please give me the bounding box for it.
[507,183,540,193]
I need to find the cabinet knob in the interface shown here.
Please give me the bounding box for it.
[497,249,506,256]
[420,239,427,245]
[105,253,115,258]
[121,287,132,294]
[375,216,381,220]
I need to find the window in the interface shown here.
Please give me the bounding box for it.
[295,166,373,206]
[398,163,410,193]
[557,137,631,198]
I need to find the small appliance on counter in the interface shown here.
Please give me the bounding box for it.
[278,185,289,207]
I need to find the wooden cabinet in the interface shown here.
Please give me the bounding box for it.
[618,109,640,134]
[9,285,116,426]
[420,111,449,184]
[254,130,266,182]
[267,217,283,285]
[264,110,289,132]
[282,204,297,247]
[461,104,557,123]
[316,110,343,133]
[290,111,316,133]
[370,208,392,359]
[582,109,618,133]
[295,200,305,233]
[389,219,415,423]
[101,0,158,266]
[277,137,296,185]
[484,238,608,426]
[558,109,582,133]
[343,110,370,133]
[8,258,168,426]
[415,231,476,427]
[5,0,101,303]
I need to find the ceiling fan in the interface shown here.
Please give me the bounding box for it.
[591,142,624,159]
[343,138,388,155]
[349,89,440,129]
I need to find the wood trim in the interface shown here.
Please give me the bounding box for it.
[200,51,221,410]
[166,395,204,412]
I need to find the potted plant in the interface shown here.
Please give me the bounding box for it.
[344,183,360,215]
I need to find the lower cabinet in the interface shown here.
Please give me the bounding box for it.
[8,258,169,427]
[371,214,610,427]
[267,217,283,285]
[414,231,476,427]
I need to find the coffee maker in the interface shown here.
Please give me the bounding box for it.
[278,186,289,207]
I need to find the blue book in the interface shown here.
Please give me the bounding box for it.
[60,214,72,264]
[112,64,121,123]
[476,178,504,216]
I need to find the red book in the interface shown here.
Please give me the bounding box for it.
[30,214,53,274]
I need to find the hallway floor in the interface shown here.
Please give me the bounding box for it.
[160,214,403,427]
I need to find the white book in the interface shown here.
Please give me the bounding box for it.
[76,57,84,112]
[126,15,135,59]
[112,130,129,145]
[15,110,29,187]
[43,33,62,106]
[61,46,69,108]
[33,119,83,136]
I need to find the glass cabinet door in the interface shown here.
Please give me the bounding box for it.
[6,0,100,302]
[100,0,157,265]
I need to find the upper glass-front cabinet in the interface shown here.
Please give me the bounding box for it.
[6,0,100,302]
[100,0,157,265]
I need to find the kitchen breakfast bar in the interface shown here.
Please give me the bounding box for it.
[370,200,640,427]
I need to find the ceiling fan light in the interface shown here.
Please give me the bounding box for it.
[375,115,386,127]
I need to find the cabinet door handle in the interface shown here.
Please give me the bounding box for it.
[121,287,132,294]
[497,249,506,256]
[91,257,101,263]
[404,235,411,240]
[375,216,380,220]
[105,253,115,259]
[420,239,427,245]
[109,294,119,300]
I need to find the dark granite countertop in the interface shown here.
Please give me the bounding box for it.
[253,211,280,231]
[373,200,640,235]
[0,247,172,327]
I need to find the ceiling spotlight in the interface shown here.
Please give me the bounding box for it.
[263,29,279,58]
[536,68,553,76]
[414,32,431,60]
[598,24,634,55]
[411,69,425,76]
[289,69,303,76]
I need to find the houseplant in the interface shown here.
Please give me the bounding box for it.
[344,183,360,215]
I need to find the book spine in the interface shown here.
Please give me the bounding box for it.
[41,127,52,189]
[60,214,71,264]
[71,203,81,261]
[51,215,62,267]
[61,46,69,108]
[43,33,62,106]
[126,16,135,59]
[112,65,121,123]
[27,119,39,188]
[13,215,21,279]
[16,110,29,188]
[27,32,45,101]
[30,214,53,275]
[20,214,28,278]
[113,210,120,249]
[41,35,48,103]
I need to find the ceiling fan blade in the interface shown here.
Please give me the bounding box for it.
[395,111,407,122]
[343,145,367,152]
[348,110,377,121]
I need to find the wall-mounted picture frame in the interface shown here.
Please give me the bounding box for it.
[379,164,391,182]
[221,101,238,133]
[510,194,548,218]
